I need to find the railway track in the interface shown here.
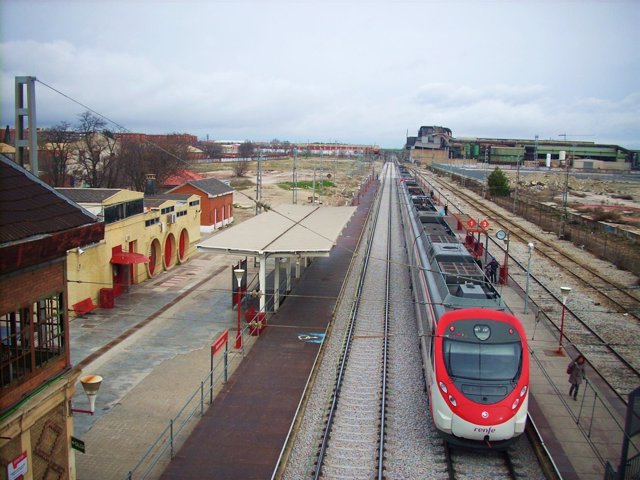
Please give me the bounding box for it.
[444,442,517,480]
[283,162,547,479]
[416,168,640,398]
[312,163,392,479]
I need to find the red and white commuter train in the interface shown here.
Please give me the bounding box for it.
[397,163,529,449]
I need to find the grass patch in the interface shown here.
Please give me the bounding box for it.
[229,178,254,189]
[277,180,336,190]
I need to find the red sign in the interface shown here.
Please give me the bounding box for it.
[480,219,490,229]
[7,452,28,480]
[211,329,229,356]
[466,218,477,229]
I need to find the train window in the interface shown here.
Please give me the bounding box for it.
[444,340,521,381]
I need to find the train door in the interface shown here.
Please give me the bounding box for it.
[111,245,128,296]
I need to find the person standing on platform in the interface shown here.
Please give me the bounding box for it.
[568,354,586,400]
[486,258,498,283]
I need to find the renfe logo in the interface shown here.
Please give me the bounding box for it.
[474,426,496,434]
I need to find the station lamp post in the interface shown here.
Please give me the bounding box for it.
[557,286,572,354]
[70,374,103,415]
[234,268,245,349]
[496,229,509,284]
[524,242,534,314]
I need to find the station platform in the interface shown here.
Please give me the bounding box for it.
[498,284,627,480]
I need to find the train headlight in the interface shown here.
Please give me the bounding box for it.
[439,382,448,394]
[520,385,528,397]
[448,395,457,407]
[512,398,520,410]
[473,325,491,341]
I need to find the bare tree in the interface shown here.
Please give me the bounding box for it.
[73,111,119,187]
[238,141,255,160]
[39,121,75,186]
[116,137,149,191]
[233,141,254,177]
[197,141,224,160]
[232,159,250,177]
[117,134,189,191]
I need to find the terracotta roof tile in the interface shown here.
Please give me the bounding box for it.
[0,156,99,244]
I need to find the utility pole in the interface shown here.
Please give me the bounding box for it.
[514,155,520,212]
[482,145,489,197]
[15,76,38,175]
[255,151,263,215]
[292,147,298,204]
[560,143,575,238]
[312,160,316,205]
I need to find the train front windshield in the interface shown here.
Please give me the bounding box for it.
[443,340,522,381]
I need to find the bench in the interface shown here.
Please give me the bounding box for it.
[72,298,97,316]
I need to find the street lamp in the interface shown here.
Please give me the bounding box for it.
[70,374,103,415]
[557,286,572,354]
[524,242,534,314]
[234,268,245,349]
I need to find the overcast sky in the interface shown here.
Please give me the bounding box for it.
[2,0,639,149]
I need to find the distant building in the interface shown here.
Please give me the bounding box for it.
[406,126,636,171]
[0,155,104,478]
[296,143,380,156]
[406,126,452,163]
[168,178,234,233]
[161,169,204,193]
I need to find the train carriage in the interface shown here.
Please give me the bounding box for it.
[397,163,529,449]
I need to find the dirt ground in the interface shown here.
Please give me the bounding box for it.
[498,168,640,227]
[199,157,383,223]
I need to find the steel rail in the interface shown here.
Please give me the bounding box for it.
[377,166,392,479]
[312,163,387,479]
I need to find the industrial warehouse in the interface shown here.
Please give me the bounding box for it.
[406,125,638,170]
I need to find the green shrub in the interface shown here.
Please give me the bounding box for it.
[487,167,511,196]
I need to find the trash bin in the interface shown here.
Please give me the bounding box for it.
[99,288,115,308]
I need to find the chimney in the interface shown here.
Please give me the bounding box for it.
[145,174,157,195]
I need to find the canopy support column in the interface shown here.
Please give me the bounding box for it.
[285,258,292,292]
[259,254,267,312]
[274,257,281,312]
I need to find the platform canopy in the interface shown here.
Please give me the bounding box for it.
[197,204,357,258]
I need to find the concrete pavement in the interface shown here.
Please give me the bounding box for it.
[70,250,254,479]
